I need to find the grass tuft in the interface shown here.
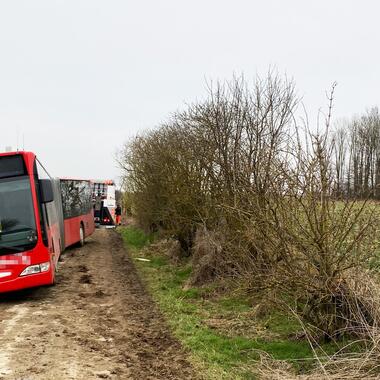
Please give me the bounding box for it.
[119,225,155,250]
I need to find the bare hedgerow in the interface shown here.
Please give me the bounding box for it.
[120,72,297,254]
[119,73,380,341]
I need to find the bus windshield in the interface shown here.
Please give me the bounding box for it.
[0,176,37,253]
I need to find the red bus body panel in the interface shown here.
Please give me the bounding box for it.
[64,212,95,249]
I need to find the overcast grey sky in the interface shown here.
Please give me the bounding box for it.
[0,0,379,184]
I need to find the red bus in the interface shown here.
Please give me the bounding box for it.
[0,151,94,292]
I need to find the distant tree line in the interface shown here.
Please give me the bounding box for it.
[333,107,380,198]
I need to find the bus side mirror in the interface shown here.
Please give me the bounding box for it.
[40,179,54,203]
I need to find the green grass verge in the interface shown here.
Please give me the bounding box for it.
[119,225,358,379]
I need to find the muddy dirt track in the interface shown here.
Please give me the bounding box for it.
[0,229,196,380]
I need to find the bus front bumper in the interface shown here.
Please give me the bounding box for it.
[0,269,53,293]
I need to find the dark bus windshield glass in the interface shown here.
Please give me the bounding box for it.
[0,176,37,253]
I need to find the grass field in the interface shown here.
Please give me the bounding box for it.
[119,225,362,379]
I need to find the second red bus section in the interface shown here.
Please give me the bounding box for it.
[0,151,94,293]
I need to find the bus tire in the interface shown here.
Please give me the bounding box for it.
[48,260,56,287]
[51,266,56,286]
[79,224,85,247]
[49,241,57,286]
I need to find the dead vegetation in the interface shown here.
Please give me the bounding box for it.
[119,72,380,377]
[255,271,380,378]
[187,227,223,287]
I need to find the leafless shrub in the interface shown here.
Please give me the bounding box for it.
[187,226,225,286]
[234,86,380,337]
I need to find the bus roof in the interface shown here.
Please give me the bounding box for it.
[60,177,92,183]
[91,179,115,185]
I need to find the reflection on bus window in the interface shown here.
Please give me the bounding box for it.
[60,180,92,220]
[0,176,37,251]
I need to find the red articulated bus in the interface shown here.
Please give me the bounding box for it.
[0,151,94,293]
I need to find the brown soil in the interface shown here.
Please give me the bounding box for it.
[0,229,196,380]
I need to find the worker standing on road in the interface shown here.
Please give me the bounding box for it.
[115,204,122,225]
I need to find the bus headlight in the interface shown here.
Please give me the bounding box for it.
[20,265,40,276]
[20,262,50,276]
[40,262,50,272]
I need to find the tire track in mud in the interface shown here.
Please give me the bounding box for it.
[0,229,196,380]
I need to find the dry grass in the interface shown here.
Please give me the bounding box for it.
[256,350,380,380]
[256,271,380,379]
[187,227,224,286]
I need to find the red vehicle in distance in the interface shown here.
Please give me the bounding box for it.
[0,151,94,293]
[92,179,116,227]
